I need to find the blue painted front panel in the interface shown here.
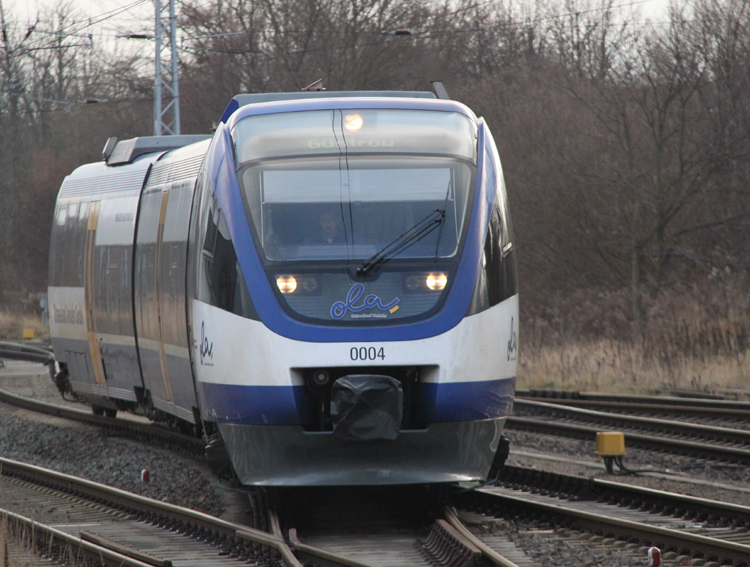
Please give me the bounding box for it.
[198,382,309,424]
[198,377,514,425]
[417,377,516,423]
[205,116,496,343]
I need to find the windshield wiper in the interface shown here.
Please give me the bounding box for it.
[356,209,446,277]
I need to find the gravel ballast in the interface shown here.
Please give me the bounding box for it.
[0,361,235,519]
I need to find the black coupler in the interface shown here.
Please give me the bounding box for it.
[330,375,403,441]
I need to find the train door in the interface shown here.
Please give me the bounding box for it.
[135,160,202,425]
[154,189,175,403]
[158,180,198,415]
[135,183,173,406]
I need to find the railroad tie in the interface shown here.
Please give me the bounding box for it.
[419,519,482,567]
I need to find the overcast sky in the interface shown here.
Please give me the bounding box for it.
[6,0,676,36]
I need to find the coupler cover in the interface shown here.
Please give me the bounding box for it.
[330,375,403,441]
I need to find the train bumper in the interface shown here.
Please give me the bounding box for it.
[218,417,505,486]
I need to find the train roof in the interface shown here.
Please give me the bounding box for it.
[105,134,211,166]
[219,90,438,124]
[102,89,450,166]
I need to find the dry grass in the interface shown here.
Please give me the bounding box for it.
[519,338,750,394]
[0,312,49,341]
[0,518,54,567]
[519,274,750,396]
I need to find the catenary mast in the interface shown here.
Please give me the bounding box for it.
[154,0,180,135]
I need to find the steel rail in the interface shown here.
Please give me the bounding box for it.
[514,399,750,445]
[286,527,378,567]
[507,414,750,463]
[517,389,750,410]
[510,399,750,459]
[443,506,522,567]
[470,488,750,566]
[0,456,300,567]
[0,341,55,365]
[271,495,526,567]
[497,464,750,526]
[517,393,750,421]
[278,509,525,567]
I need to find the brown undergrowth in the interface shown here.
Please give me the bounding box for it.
[519,274,750,396]
[0,312,49,341]
[0,516,77,567]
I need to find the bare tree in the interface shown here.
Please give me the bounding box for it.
[549,0,750,326]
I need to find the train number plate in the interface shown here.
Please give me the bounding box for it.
[349,346,385,361]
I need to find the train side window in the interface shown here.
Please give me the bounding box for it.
[51,205,68,286]
[484,202,518,307]
[467,131,518,315]
[199,193,258,319]
[467,200,518,316]
[76,202,89,288]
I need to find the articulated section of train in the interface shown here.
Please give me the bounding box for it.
[48,88,519,486]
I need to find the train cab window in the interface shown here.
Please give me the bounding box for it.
[242,161,470,263]
[232,108,478,324]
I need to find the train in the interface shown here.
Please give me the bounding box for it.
[48,86,518,486]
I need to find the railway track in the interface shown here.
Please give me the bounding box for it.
[270,485,536,567]
[496,464,750,528]
[6,352,749,565]
[0,455,533,567]
[455,465,750,567]
[518,389,750,428]
[0,455,297,567]
[509,398,750,464]
[0,362,528,567]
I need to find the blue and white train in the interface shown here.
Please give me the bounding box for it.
[48,88,518,486]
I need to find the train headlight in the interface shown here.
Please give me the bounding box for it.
[344,114,363,131]
[426,272,448,291]
[404,272,448,292]
[276,275,297,294]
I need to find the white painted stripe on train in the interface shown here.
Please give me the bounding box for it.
[192,294,519,388]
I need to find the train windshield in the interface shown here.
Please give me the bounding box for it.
[232,108,477,323]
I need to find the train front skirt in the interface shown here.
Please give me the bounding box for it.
[219,417,505,486]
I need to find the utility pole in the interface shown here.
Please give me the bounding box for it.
[0,0,21,298]
[154,0,179,135]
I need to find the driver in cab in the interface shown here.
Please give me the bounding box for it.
[309,210,345,245]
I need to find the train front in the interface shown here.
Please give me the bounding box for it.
[190,96,518,486]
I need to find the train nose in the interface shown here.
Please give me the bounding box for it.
[330,375,403,441]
